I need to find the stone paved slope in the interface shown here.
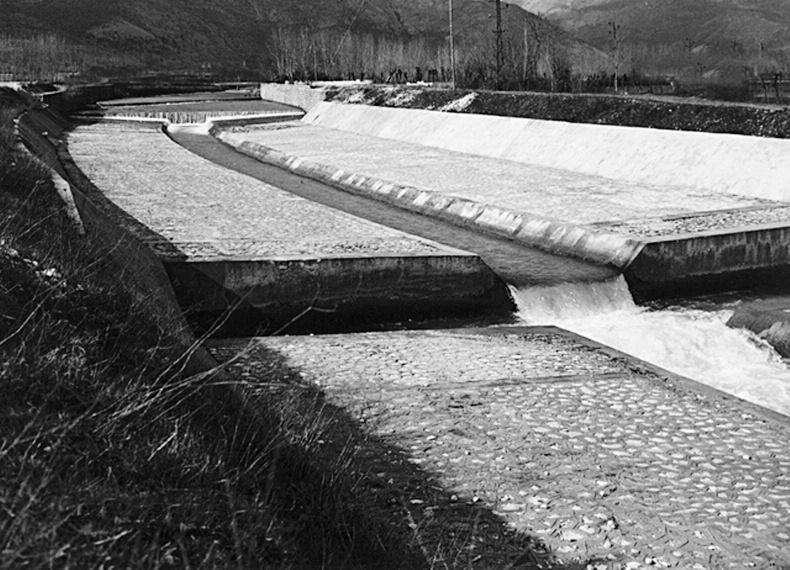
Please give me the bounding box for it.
[65,120,510,328]
[66,122,453,261]
[211,328,790,569]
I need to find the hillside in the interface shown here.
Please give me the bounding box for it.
[510,0,790,83]
[0,0,608,85]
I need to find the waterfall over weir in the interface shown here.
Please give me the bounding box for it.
[510,277,790,417]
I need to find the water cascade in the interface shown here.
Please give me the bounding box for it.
[511,276,790,416]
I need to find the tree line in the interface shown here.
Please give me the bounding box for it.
[264,23,611,93]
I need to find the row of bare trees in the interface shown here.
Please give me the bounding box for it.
[267,28,452,82]
[264,23,598,92]
[0,34,88,82]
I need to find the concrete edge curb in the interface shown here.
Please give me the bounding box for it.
[210,129,644,269]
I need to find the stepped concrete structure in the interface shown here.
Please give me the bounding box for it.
[34,88,790,568]
[63,119,510,329]
[223,91,790,297]
[94,98,303,124]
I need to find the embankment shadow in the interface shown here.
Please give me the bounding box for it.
[207,341,584,569]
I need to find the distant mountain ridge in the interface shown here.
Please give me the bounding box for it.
[0,0,609,83]
[509,0,790,82]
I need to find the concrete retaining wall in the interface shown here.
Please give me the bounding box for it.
[166,254,512,330]
[40,81,230,116]
[626,225,790,299]
[304,102,790,202]
[259,83,328,112]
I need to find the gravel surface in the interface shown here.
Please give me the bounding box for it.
[597,206,790,238]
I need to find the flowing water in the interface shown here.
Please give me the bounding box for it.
[511,276,790,417]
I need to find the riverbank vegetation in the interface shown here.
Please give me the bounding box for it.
[0,89,425,568]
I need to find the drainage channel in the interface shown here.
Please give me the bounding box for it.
[168,125,617,290]
[168,124,619,336]
[170,122,790,417]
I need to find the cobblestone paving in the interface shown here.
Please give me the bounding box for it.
[596,206,790,238]
[66,122,450,261]
[211,328,790,569]
[223,124,787,235]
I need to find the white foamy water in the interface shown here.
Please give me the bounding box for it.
[511,277,790,416]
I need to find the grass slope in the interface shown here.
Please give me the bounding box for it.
[0,88,427,568]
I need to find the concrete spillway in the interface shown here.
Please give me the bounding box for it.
[222,96,790,298]
[63,120,511,333]
[510,277,790,417]
[89,99,303,125]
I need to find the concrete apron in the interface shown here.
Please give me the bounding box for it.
[63,116,513,331]
[208,325,790,567]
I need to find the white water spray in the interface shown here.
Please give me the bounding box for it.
[511,277,790,417]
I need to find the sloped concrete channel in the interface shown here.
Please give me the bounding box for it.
[65,119,509,335]
[222,100,790,300]
[26,88,790,567]
[169,125,617,290]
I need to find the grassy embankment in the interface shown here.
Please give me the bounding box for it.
[0,89,424,568]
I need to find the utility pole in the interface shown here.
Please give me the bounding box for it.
[608,20,621,93]
[492,0,505,90]
[522,15,529,89]
[449,0,456,90]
